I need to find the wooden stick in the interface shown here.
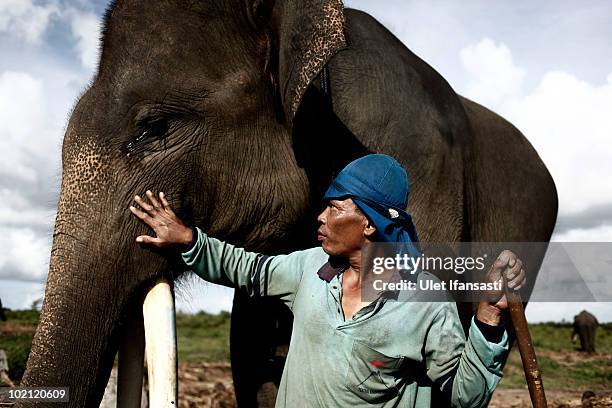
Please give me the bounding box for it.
[505,289,548,408]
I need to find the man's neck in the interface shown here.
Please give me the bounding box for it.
[343,250,362,290]
[347,249,362,272]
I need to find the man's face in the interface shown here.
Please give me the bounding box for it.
[317,198,371,257]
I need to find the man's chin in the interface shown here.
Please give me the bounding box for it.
[321,243,339,257]
[321,242,332,255]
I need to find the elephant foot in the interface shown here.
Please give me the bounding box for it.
[256,382,279,408]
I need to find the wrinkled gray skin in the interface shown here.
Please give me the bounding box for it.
[20,0,557,407]
[573,310,599,353]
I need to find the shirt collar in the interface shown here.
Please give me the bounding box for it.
[316,257,348,282]
[316,257,401,301]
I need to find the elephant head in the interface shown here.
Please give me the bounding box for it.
[21,0,350,405]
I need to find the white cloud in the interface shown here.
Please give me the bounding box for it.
[0,0,59,44]
[552,225,612,242]
[459,38,612,223]
[0,71,60,183]
[0,0,100,71]
[0,227,51,281]
[0,189,55,228]
[460,38,526,107]
[0,70,63,283]
[503,71,612,215]
[0,4,97,285]
[66,8,100,70]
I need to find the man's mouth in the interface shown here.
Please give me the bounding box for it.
[317,230,326,241]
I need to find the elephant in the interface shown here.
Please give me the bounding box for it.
[573,310,599,353]
[19,0,558,407]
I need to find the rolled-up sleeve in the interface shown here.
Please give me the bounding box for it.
[425,303,509,408]
[181,227,308,308]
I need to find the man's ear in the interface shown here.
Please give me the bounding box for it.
[364,221,377,239]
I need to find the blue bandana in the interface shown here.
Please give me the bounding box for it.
[323,154,422,261]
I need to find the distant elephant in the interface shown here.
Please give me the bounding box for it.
[573,310,599,353]
[0,298,6,322]
[20,0,557,407]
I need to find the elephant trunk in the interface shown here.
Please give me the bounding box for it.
[20,224,126,406]
[18,130,129,404]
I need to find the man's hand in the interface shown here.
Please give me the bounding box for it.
[477,249,527,325]
[129,190,193,248]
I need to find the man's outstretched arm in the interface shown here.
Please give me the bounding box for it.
[129,190,307,307]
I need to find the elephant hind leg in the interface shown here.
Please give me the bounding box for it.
[578,327,589,352]
[586,328,596,353]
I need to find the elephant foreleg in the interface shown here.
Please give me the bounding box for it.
[230,291,292,408]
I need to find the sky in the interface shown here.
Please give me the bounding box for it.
[0,0,611,322]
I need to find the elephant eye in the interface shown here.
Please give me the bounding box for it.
[126,118,169,153]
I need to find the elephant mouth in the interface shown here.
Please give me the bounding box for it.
[116,279,178,406]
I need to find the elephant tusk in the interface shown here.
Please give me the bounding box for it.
[143,279,178,407]
[117,307,146,408]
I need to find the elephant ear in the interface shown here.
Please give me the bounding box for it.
[251,0,347,122]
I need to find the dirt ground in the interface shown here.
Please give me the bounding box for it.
[177,362,612,408]
[490,389,612,408]
[5,360,612,407]
[0,323,36,335]
[178,362,236,408]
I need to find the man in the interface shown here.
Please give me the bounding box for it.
[130,154,525,407]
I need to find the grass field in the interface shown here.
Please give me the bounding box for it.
[499,322,612,391]
[0,309,40,383]
[1,309,610,392]
[176,311,231,363]
[0,309,232,382]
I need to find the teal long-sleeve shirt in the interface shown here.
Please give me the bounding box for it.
[182,228,509,407]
